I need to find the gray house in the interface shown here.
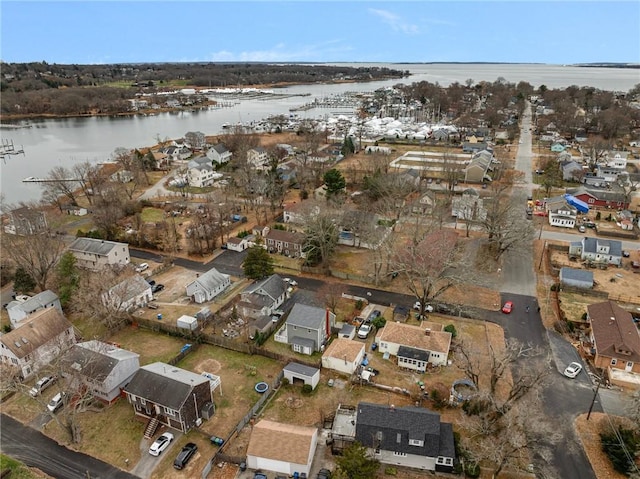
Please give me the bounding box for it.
[237,274,287,319]
[124,362,214,434]
[185,267,231,303]
[206,143,232,164]
[354,402,455,473]
[7,290,62,329]
[274,303,335,355]
[559,267,594,289]
[60,340,140,403]
[569,237,623,266]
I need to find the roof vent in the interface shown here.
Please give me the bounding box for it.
[21,337,29,344]
[14,341,21,348]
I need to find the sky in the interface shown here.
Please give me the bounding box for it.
[1,1,639,65]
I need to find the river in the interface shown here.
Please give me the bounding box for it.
[1,63,639,204]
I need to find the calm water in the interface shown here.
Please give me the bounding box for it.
[2,63,639,204]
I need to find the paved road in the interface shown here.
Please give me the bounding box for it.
[0,414,138,479]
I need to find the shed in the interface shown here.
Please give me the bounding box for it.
[559,267,594,289]
[176,315,199,331]
[283,362,320,390]
[338,324,356,340]
[322,338,366,375]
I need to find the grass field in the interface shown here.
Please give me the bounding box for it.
[140,207,166,223]
[0,454,49,479]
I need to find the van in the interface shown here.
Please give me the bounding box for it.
[47,392,65,413]
[135,263,149,273]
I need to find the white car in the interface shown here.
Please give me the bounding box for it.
[135,262,149,273]
[29,375,57,397]
[357,324,372,339]
[47,392,65,413]
[564,362,583,379]
[413,301,434,312]
[149,432,174,456]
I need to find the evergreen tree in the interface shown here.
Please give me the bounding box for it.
[56,252,79,308]
[13,267,36,294]
[335,442,379,479]
[243,246,275,280]
[323,168,346,198]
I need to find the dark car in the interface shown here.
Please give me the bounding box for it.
[317,469,332,479]
[147,279,156,286]
[173,442,198,470]
[365,309,381,323]
[152,284,165,293]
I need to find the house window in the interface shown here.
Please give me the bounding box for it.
[393,452,407,457]
[293,344,302,353]
[140,398,146,406]
[163,407,174,416]
[396,433,401,443]
[408,439,423,447]
[375,448,381,455]
[611,358,617,366]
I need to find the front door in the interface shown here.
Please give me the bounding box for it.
[625,361,633,372]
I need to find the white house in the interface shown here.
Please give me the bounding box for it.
[451,189,487,221]
[237,274,287,319]
[7,290,62,329]
[548,205,577,228]
[185,267,231,303]
[322,338,365,375]
[206,143,232,164]
[569,237,623,266]
[226,236,250,252]
[102,275,153,312]
[375,321,452,370]
[68,237,130,270]
[186,157,220,187]
[0,308,76,380]
[60,340,140,403]
[247,147,270,170]
[247,420,318,476]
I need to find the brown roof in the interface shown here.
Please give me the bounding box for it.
[266,229,306,245]
[247,420,316,465]
[0,308,73,359]
[323,338,365,363]
[226,237,243,245]
[376,321,451,355]
[588,301,640,363]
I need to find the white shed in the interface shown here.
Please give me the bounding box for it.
[321,338,365,376]
[283,362,320,390]
[176,315,198,331]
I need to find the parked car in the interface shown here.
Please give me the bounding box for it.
[317,469,332,479]
[29,375,57,397]
[173,442,198,470]
[578,225,586,233]
[152,284,165,293]
[501,301,514,314]
[47,392,66,413]
[622,250,630,257]
[357,324,372,339]
[413,301,434,312]
[135,262,149,273]
[564,362,583,379]
[146,279,156,286]
[365,310,381,323]
[149,432,174,456]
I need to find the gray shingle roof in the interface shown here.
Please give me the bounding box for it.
[124,362,208,410]
[69,237,127,256]
[188,267,230,293]
[61,340,138,382]
[284,362,319,378]
[8,290,58,314]
[243,274,286,303]
[109,275,151,302]
[355,402,452,458]
[398,345,430,362]
[286,303,327,330]
[582,237,622,257]
[559,267,593,284]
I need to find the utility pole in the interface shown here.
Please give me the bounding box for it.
[587,378,602,421]
[538,240,547,271]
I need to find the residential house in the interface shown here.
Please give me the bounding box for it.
[247,146,270,170]
[265,229,306,258]
[451,189,487,221]
[597,163,627,184]
[354,402,456,473]
[102,275,153,312]
[462,141,488,153]
[68,237,130,270]
[274,303,335,355]
[237,274,287,320]
[226,236,250,252]
[463,150,494,183]
[494,130,510,142]
[185,267,231,304]
[548,204,578,229]
[566,186,630,210]
[63,205,88,217]
[560,160,584,182]
[411,191,437,216]
[587,301,640,388]
[375,321,452,370]
[559,267,593,289]
[246,420,318,476]
[365,146,392,155]
[0,308,76,380]
[184,131,207,150]
[551,142,566,153]
[60,340,140,403]
[152,151,170,169]
[124,362,214,433]
[569,237,623,266]
[338,209,388,249]
[7,290,62,329]
[431,129,450,142]
[206,143,232,165]
[161,145,192,161]
[277,160,297,183]
[4,207,48,235]
[186,156,219,187]
[322,338,366,375]
[110,169,133,183]
[283,202,321,224]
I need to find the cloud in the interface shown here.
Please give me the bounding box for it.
[368,8,419,35]
[207,40,353,62]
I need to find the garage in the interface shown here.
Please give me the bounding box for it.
[283,362,320,391]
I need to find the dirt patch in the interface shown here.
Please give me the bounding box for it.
[193,358,222,374]
[575,413,629,479]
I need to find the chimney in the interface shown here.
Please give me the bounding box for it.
[425,328,431,336]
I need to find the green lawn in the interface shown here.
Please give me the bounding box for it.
[140,207,165,223]
[0,454,46,479]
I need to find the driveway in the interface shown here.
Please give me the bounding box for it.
[131,431,182,479]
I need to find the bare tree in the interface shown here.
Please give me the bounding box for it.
[91,185,125,240]
[71,161,103,205]
[317,282,343,315]
[40,166,81,206]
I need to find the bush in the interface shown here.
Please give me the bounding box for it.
[596,211,601,220]
[301,384,313,395]
[355,299,364,311]
[465,462,481,478]
[600,425,640,474]
[384,467,397,475]
[280,377,290,386]
[444,324,457,338]
[372,317,386,329]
